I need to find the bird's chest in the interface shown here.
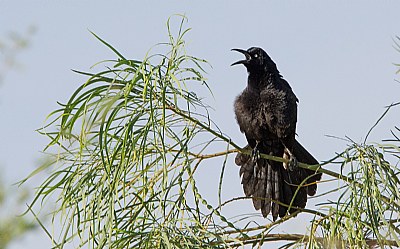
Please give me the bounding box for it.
[234,89,282,140]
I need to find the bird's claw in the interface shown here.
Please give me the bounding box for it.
[288,155,298,171]
[283,148,298,171]
[251,147,260,162]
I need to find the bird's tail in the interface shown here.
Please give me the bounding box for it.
[235,141,321,220]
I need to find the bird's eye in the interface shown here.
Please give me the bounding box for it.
[253,54,258,58]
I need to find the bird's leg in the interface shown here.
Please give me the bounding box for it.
[283,147,298,171]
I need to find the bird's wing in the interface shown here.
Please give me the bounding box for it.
[260,82,298,150]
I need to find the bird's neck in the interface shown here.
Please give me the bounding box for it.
[247,71,278,90]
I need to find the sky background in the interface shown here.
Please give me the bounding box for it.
[1,1,400,248]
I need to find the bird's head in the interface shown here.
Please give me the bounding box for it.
[231,47,277,74]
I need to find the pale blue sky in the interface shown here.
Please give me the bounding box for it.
[1,2,400,248]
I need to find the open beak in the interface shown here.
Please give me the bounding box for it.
[231,48,251,66]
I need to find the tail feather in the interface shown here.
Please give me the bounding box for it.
[253,164,265,211]
[281,170,293,205]
[293,140,322,196]
[273,166,282,219]
[263,159,272,217]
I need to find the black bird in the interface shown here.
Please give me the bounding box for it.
[232,47,321,220]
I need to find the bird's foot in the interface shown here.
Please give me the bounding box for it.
[283,148,298,171]
[288,155,298,171]
[251,147,260,162]
[250,141,261,162]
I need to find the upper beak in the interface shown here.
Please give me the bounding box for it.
[231,48,251,66]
